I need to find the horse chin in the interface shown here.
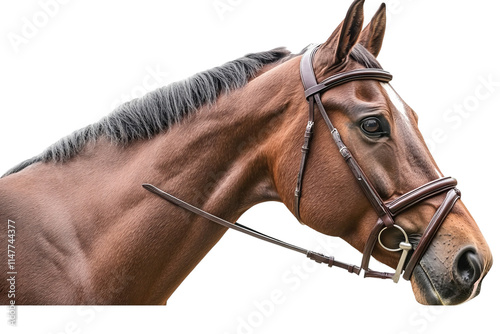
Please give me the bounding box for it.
[410,265,444,305]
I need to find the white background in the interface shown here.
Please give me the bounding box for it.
[1,0,499,333]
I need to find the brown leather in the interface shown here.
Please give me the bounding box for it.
[360,219,387,275]
[143,183,362,275]
[294,117,314,221]
[293,46,319,221]
[294,45,393,223]
[402,188,461,280]
[355,177,459,280]
[297,45,395,227]
[307,251,361,274]
[386,177,457,215]
[297,44,461,281]
[304,69,393,99]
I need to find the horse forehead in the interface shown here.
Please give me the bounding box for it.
[380,83,410,123]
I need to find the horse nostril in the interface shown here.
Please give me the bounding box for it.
[454,248,482,287]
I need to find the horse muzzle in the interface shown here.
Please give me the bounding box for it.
[411,244,489,305]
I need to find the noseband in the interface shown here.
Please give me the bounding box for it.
[143,44,461,283]
[294,44,460,281]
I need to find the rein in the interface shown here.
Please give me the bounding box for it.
[142,183,360,273]
[143,45,461,283]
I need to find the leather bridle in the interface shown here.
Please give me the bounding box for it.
[143,44,461,283]
[295,44,460,281]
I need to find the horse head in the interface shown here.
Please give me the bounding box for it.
[272,0,492,305]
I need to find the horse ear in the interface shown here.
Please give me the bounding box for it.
[322,0,365,64]
[358,3,386,57]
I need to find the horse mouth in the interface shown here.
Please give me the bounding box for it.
[411,264,444,305]
[411,261,485,305]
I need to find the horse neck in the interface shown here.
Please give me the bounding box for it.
[149,66,300,217]
[135,59,304,301]
[47,57,300,303]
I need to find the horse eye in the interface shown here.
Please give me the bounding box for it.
[361,118,382,134]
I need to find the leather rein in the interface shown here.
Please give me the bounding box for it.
[143,44,461,283]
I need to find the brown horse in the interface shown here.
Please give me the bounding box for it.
[0,0,492,305]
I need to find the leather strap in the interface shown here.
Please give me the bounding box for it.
[296,44,461,281]
[360,218,394,279]
[358,178,460,280]
[386,177,457,215]
[297,45,394,227]
[294,115,314,222]
[402,188,461,280]
[299,45,320,92]
[142,183,362,275]
[305,69,393,99]
[294,45,319,221]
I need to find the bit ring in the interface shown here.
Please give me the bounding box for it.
[378,224,409,252]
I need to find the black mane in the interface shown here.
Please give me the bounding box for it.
[3,44,380,176]
[3,48,291,176]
